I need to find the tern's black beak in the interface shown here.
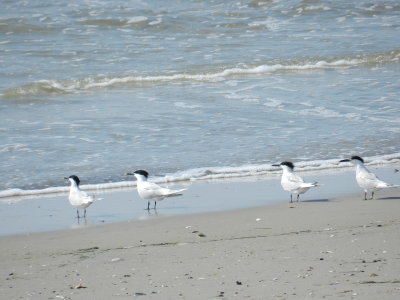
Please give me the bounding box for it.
[272,164,281,167]
[126,172,134,176]
[339,159,351,163]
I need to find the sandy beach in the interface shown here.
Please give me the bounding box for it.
[2,1,400,299]
[1,171,400,299]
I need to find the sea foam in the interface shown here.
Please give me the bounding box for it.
[2,49,399,99]
[1,153,399,203]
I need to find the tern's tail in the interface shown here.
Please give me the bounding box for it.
[304,182,318,188]
[165,188,187,197]
[87,195,96,205]
[380,183,400,189]
[86,193,104,205]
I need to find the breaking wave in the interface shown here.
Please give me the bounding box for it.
[1,153,399,202]
[2,50,399,99]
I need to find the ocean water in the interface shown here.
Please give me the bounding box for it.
[1,0,400,197]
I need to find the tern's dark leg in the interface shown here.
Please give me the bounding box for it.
[371,191,375,200]
[364,192,367,200]
[154,201,157,209]
[76,209,80,218]
[297,194,300,202]
[290,194,293,203]
[84,209,87,218]
[147,201,150,210]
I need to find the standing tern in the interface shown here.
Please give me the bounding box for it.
[340,156,398,200]
[273,162,318,203]
[65,175,96,218]
[127,170,186,210]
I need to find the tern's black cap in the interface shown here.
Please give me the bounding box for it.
[351,156,364,163]
[134,170,149,178]
[68,175,80,185]
[280,161,294,169]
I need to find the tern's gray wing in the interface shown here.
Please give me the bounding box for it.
[358,170,390,189]
[287,173,305,184]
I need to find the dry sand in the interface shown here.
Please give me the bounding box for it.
[1,186,400,299]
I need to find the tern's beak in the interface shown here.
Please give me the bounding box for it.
[126,172,134,176]
[339,159,351,163]
[272,164,281,167]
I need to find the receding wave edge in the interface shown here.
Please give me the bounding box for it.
[1,153,399,202]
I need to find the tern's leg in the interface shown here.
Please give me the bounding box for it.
[147,202,150,210]
[297,194,300,202]
[290,194,293,203]
[364,192,367,200]
[76,209,80,219]
[154,201,157,209]
[84,209,86,218]
[371,191,375,200]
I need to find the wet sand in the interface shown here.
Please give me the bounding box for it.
[1,181,399,299]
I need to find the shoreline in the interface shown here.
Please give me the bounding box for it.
[1,185,399,299]
[2,153,400,200]
[0,164,399,237]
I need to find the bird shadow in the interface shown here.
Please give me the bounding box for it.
[301,199,330,203]
[376,196,400,201]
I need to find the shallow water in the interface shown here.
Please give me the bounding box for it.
[0,0,399,194]
[0,167,380,236]
[1,166,399,236]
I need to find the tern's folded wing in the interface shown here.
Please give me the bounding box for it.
[80,190,95,204]
[358,170,383,186]
[287,173,305,184]
[141,182,164,195]
[139,181,186,198]
[162,188,186,196]
[361,171,379,181]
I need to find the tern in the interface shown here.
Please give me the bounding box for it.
[65,175,96,218]
[127,170,186,210]
[273,162,318,203]
[339,156,398,200]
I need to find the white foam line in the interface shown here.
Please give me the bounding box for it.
[0,181,136,203]
[1,153,399,202]
[3,57,372,98]
[82,59,366,90]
